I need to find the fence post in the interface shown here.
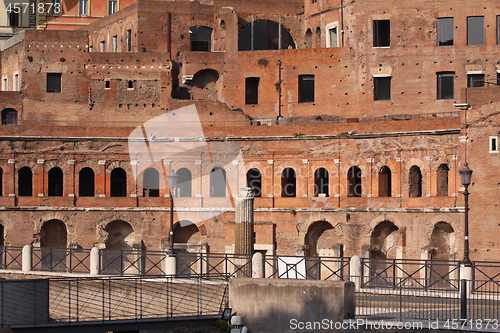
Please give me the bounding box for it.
[22,245,32,272]
[349,255,361,291]
[90,247,100,276]
[163,254,177,276]
[252,252,264,278]
[460,265,473,320]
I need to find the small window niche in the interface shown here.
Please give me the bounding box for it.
[105,80,110,89]
[490,136,499,153]
[245,77,259,104]
[373,20,390,47]
[127,80,134,90]
[373,76,391,101]
[46,73,62,93]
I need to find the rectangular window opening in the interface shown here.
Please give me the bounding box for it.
[2,76,8,91]
[126,29,131,52]
[490,136,498,153]
[437,72,454,100]
[46,73,62,93]
[298,75,314,103]
[79,0,88,16]
[108,0,117,15]
[13,73,19,91]
[373,20,390,47]
[467,16,484,46]
[329,27,338,47]
[128,80,134,89]
[374,76,391,101]
[105,80,110,89]
[245,77,260,104]
[100,40,105,52]
[468,74,485,88]
[112,35,117,52]
[437,17,454,46]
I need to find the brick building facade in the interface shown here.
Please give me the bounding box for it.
[0,0,499,262]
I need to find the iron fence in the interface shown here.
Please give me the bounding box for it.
[0,246,23,270]
[31,247,91,273]
[0,275,228,328]
[263,255,350,280]
[357,277,500,323]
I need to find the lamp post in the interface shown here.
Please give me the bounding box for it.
[459,162,473,267]
[167,169,178,254]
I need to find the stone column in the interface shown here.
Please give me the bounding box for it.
[235,187,254,255]
[90,247,100,276]
[22,245,32,272]
[235,187,254,277]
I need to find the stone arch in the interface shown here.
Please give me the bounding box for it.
[370,221,402,259]
[109,22,121,50]
[238,19,296,50]
[305,28,312,48]
[43,160,70,174]
[1,108,18,125]
[173,220,201,244]
[104,220,135,250]
[96,215,141,247]
[40,219,67,248]
[430,222,455,260]
[304,221,340,256]
[188,69,219,101]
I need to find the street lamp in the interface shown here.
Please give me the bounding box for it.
[459,162,473,267]
[167,169,178,254]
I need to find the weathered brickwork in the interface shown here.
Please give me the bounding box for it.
[0,0,499,263]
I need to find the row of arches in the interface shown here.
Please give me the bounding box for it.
[1,163,450,198]
[305,220,455,261]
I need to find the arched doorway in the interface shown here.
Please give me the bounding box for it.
[369,221,403,285]
[430,222,455,280]
[102,220,138,274]
[189,69,219,100]
[40,220,67,271]
[173,220,203,276]
[305,221,340,257]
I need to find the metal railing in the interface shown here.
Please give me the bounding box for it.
[357,277,500,322]
[31,247,91,273]
[0,246,23,270]
[0,275,228,328]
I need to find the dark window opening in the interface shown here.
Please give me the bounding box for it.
[105,80,110,89]
[126,29,132,52]
[79,167,95,197]
[497,72,500,86]
[210,167,226,197]
[238,20,295,51]
[347,166,362,197]
[190,26,212,51]
[373,20,390,47]
[467,74,485,88]
[379,166,392,197]
[437,72,454,100]
[314,168,329,197]
[18,167,33,197]
[176,168,192,197]
[437,164,449,197]
[1,108,18,125]
[437,18,454,46]
[299,75,314,103]
[128,80,134,89]
[468,16,484,46]
[492,137,498,151]
[48,167,63,196]
[246,168,262,197]
[110,168,127,197]
[142,168,159,197]
[281,168,296,197]
[47,73,61,93]
[108,0,117,14]
[374,77,391,101]
[245,77,260,104]
[409,165,422,197]
[0,168,3,196]
[9,11,20,27]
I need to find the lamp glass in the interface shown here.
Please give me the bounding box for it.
[167,169,178,189]
[459,163,473,186]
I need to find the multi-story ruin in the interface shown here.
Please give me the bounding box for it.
[0,0,499,263]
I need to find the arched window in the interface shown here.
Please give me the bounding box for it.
[305,29,312,48]
[315,27,321,47]
[110,168,127,197]
[281,167,296,197]
[409,165,422,197]
[210,167,226,197]
[347,166,362,197]
[190,26,213,51]
[142,167,159,197]
[314,168,329,197]
[18,167,33,196]
[437,164,449,196]
[1,108,18,125]
[48,167,63,196]
[246,168,262,197]
[378,166,392,197]
[79,167,95,197]
[177,168,192,197]
[238,20,295,51]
